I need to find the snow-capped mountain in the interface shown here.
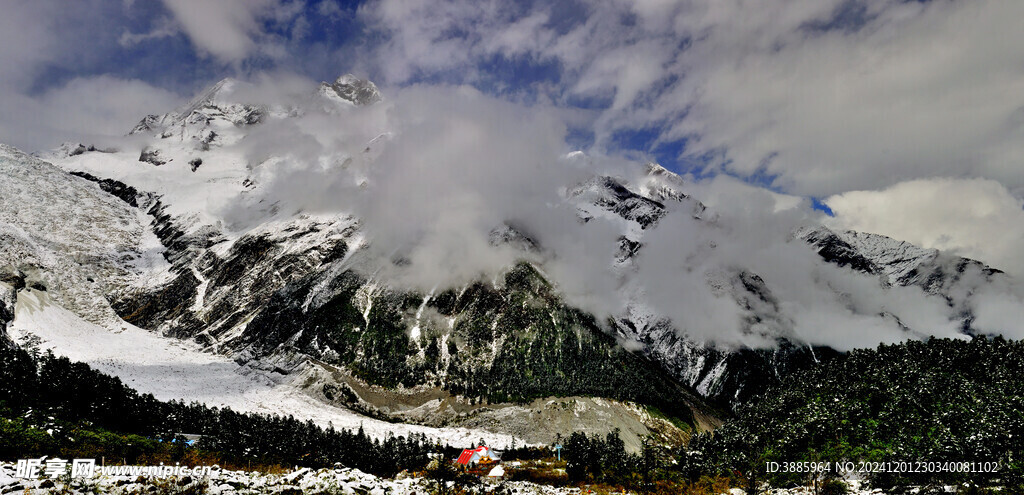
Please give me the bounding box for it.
[2,74,1021,448]
[800,226,1004,328]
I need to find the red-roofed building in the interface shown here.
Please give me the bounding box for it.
[456,446,500,465]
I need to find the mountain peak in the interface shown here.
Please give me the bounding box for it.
[644,162,674,179]
[127,77,265,142]
[179,77,242,115]
[319,74,382,106]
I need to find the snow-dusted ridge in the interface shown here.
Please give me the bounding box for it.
[318,74,383,107]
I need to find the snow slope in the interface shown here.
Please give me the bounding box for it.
[0,144,168,326]
[8,288,522,448]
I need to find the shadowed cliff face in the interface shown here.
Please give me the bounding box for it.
[0,282,13,348]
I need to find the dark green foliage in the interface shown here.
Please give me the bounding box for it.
[424,456,479,495]
[439,263,702,425]
[243,261,703,428]
[0,340,38,412]
[563,429,639,487]
[683,337,1024,492]
[0,418,57,458]
[820,478,849,495]
[0,345,434,476]
[707,341,842,408]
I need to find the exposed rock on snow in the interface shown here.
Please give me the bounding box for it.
[0,282,13,347]
[799,225,1007,329]
[138,146,167,166]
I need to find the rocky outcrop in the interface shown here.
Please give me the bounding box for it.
[800,226,1007,329]
[138,146,167,166]
[68,171,143,207]
[318,74,383,106]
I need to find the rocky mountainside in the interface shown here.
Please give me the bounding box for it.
[2,74,1019,449]
[318,74,384,106]
[0,145,167,327]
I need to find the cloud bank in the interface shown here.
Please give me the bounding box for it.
[0,0,307,151]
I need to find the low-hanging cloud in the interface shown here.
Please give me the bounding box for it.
[0,76,184,152]
[0,0,191,151]
[224,82,604,291]
[635,177,969,351]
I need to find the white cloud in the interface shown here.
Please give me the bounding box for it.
[159,0,298,63]
[351,0,1024,294]
[222,82,593,291]
[0,76,184,152]
[119,16,179,47]
[357,0,1024,199]
[825,178,1024,276]
[971,288,1024,340]
[657,0,1024,197]
[0,1,75,89]
[0,1,187,151]
[694,174,804,213]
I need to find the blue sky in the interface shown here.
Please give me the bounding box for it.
[27,1,364,96]
[1,0,1023,273]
